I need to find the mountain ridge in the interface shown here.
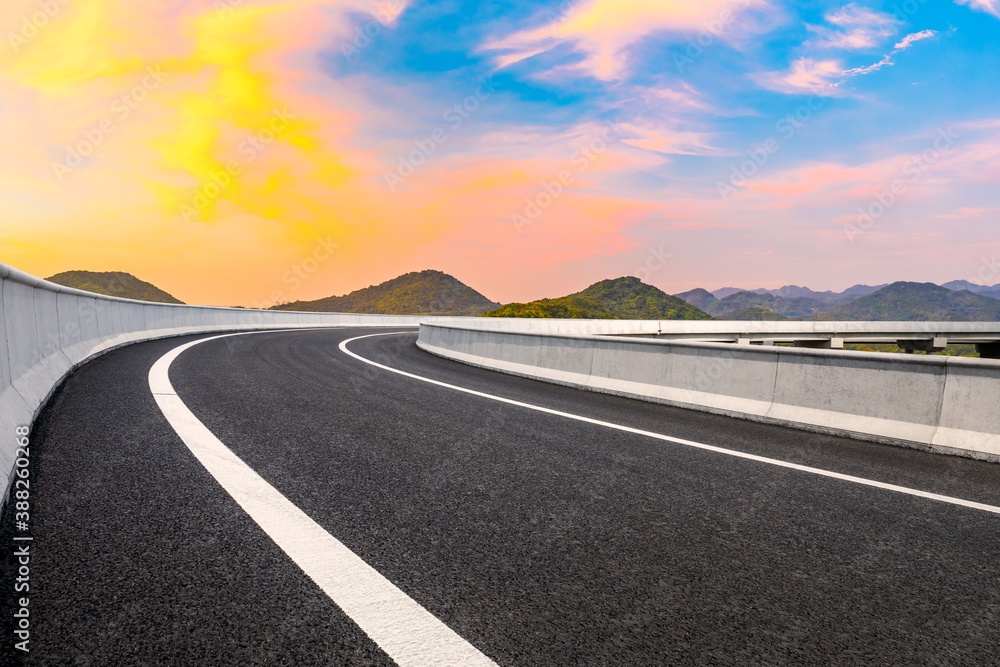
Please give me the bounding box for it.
[812,282,1000,322]
[271,270,499,315]
[45,270,184,304]
[484,277,712,320]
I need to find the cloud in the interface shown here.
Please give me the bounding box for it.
[758,29,938,92]
[760,5,938,91]
[938,206,1000,219]
[619,125,727,155]
[753,58,844,95]
[956,0,1000,18]
[895,29,938,51]
[843,29,937,77]
[807,3,900,51]
[484,0,772,81]
[736,119,1000,209]
[843,54,893,76]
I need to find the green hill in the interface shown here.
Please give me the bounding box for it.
[46,271,184,304]
[272,270,499,315]
[482,277,712,320]
[482,296,616,319]
[813,282,1000,321]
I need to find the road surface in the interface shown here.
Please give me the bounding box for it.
[2,328,999,665]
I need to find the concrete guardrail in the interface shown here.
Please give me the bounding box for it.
[5,257,998,509]
[0,261,434,503]
[417,322,1000,462]
[432,317,1000,354]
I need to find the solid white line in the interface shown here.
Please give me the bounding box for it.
[341,332,1000,517]
[149,331,497,667]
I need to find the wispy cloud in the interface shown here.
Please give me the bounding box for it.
[753,58,844,95]
[758,29,938,93]
[807,3,900,51]
[484,0,772,81]
[956,0,1000,18]
[842,55,892,76]
[895,29,938,50]
[938,206,1000,219]
[843,29,938,77]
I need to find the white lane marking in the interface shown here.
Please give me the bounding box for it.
[342,332,1000,517]
[149,332,498,667]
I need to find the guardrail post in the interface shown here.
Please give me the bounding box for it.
[976,342,1000,359]
[898,338,948,353]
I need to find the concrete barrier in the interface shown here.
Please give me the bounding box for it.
[432,317,1000,345]
[7,257,998,507]
[0,261,437,503]
[417,323,1000,462]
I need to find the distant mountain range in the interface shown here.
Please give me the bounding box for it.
[675,281,1000,322]
[46,267,1000,323]
[940,280,1000,300]
[841,284,890,297]
[706,291,836,320]
[673,288,717,311]
[483,277,712,320]
[271,270,499,316]
[813,282,1000,321]
[707,284,885,303]
[45,271,184,304]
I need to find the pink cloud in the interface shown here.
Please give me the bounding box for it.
[938,207,1000,219]
[753,58,844,95]
[484,0,774,81]
[808,3,900,51]
[956,0,1000,18]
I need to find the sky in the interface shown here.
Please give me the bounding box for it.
[1,0,998,306]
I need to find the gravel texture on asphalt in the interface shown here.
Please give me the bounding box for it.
[2,328,999,665]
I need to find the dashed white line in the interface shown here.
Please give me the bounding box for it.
[341,331,1000,517]
[149,331,498,667]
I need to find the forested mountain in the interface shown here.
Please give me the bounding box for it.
[483,277,712,320]
[673,288,718,311]
[813,282,1000,321]
[272,270,499,315]
[46,271,184,304]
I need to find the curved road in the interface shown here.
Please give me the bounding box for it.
[3,328,1000,665]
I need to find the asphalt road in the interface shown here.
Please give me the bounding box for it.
[3,328,1000,665]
